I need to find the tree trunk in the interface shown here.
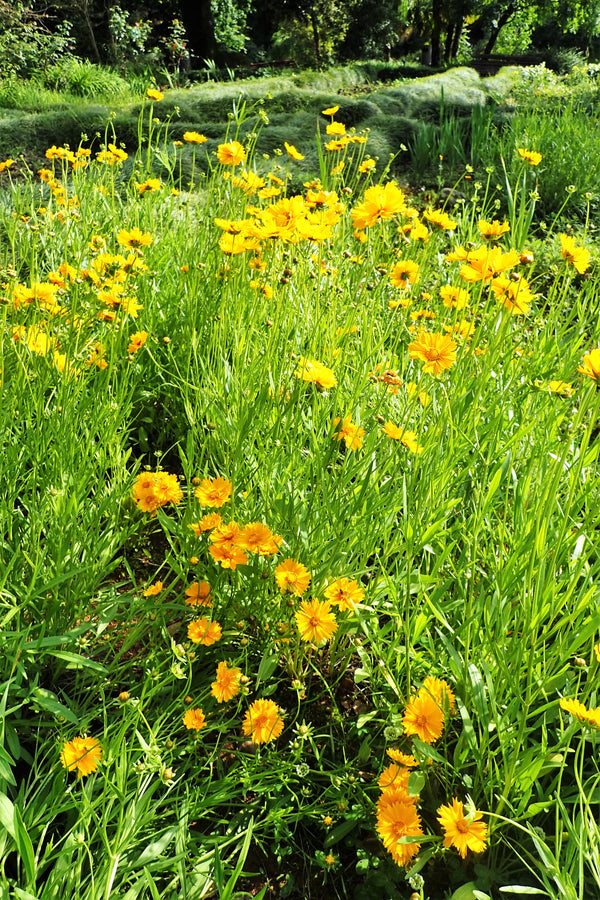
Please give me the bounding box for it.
[430,0,443,67]
[484,2,516,55]
[178,0,217,64]
[309,6,321,64]
[450,16,463,60]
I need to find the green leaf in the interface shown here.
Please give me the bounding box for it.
[46,651,107,673]
[30,688,79,725]
[0,792,16,839]
[324,818,358,848]
[136,827,177,866]
[499,887,548,895]
[0,746,16,785]
[408,771,426,797]
[13,802,36,884]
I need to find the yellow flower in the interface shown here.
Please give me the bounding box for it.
[0,158,14,172]
[236,522,282,556]
[183,707,206,731]
[376,800,423,868]
[440,285,469,309]
[560,234,590,274]
[147,88,164,101]
[459,246,520,282]
[386,748,417,767]
[547,380,573,396]
[275,559,311,595]
[517,147,542,165]
[422,676,456,715]
[190,512,223,534]
[117,228,153,249]
[333,415,365,451]
[136,178,161,194]
[295,357,337,390]
[382,423,423,454]
[284,142,305,160]
[438,798,488,858]
[578,348,600,381]
[242,698,284,744]
[183,131,207,143]
[211,661,242,702]
[209,542,248,569]
[194,476,233,507]
[389,260,419,289]
[423,209,457,230]
[478,218,510,240]
[324,577,364,611]
[217,141,247,166]
[184,581,211,607]
[402,691,445,743]
[358,158,376,173]
[295,598,338,644]
[491,274,534,314]
[408,331,457,375]
[132,471,183,514]
[143,580,163,597]
[61,736,102,778]
[127,330,148,354]
[321,105,340,116]
[326,121,346,136]
[187,617,222,645]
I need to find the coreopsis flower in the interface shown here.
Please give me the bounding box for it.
[136,178,161,194]
[408,331,457,375]
[459,246,520,282]
[517,147,542,165]
[188,617,222,646]
[578,348,600,381]
[132,471,183,514]
[560,234,590,274]
[382,423,423,454]
[358,158,376,173]
[390,260,419,289]
[275,559,311,595]
[378,763,412,795]
[211,661,242,702]
[440,284,469,309]
[61,736,102,778]
[478,218,510,240]
[217,141,247,166]
[402,691,445,743]
[209,542,248,570]
[284,142,304,160]
[444,319,475,341]
[127,330,148,354]
[97,144,128,165]
[491,274,534,314]
[0,158,14,172]
[423,209,457,230]
[324,577,364,610]
[147,88,164,101]
[194,476,233,507]
[333,415,365,451]
[143,580,163,597]
[376,800,423,868]
[242,698,284,744]
[184,581,211,607]
[321,105,340,116]
[386,748,417,767]
[183,131,207,143]
[326,121,346,136]
[190,512,223,535]
[437,798,488,858]
[118,228,153,249]
[350,182,406,229]
[547,380,573,396]
[295,598,338,644]
[236,523,282,555]
[183,708,206,731]
[295,357,337,390]
[209,521,241,545]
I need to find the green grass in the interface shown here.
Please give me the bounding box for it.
[1,70,600,899]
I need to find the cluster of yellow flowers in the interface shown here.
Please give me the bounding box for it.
[376,678,488,868]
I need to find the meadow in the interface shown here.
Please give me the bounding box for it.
[1,63,600,900]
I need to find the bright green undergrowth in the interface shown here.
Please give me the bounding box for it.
[0,83,600,900]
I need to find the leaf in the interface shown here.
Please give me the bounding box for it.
[13,802,36,884]
[499,887,548,895]
[0,746,16,785]
[0,792,16,839]
[46,651,107,673]
[31,688,79,725]
[408,771,426,797]
[324,818,358,848]
[135,827,177,866]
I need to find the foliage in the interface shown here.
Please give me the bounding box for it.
[0,2,76,79]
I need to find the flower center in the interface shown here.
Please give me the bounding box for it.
[456,818,470,834]
[427,349,441,361]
